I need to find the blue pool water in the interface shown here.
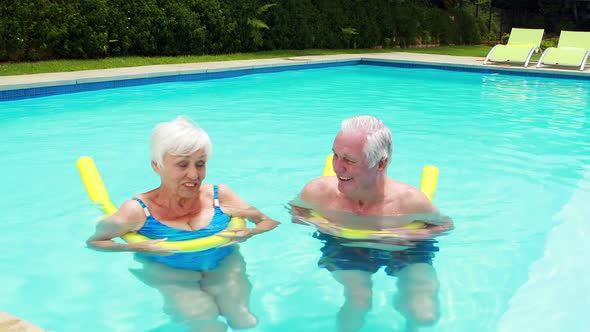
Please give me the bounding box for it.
[1,64,589,332]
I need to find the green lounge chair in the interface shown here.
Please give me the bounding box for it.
[484,28,545,67]
[537,31,590,71]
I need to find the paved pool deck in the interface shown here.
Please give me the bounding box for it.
[1,52,589,94]
[0,311,48,332]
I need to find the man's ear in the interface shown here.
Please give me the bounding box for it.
[377,158,388,171]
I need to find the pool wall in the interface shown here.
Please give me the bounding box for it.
[2,55,590,102]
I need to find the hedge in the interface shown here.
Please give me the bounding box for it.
[0,0,482,61]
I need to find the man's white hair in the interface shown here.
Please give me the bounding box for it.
[341,115,392,168]
[151,115,212,168]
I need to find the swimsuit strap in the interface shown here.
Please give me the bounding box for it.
[133,198,152,217]
[134,186,221,217]
[213,185,220,208]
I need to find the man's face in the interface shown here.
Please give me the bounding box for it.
[332,130,380,197]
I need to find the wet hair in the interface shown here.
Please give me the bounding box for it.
[341,115,392,168]
[151,115,212,168]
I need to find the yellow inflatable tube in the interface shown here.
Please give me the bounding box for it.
[76,156,246,252]
[312,154,439,240]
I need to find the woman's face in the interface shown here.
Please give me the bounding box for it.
[154,149,207,198]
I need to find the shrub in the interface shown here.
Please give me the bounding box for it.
[0,0,484,61]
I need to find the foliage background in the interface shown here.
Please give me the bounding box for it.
[1,0,588,62]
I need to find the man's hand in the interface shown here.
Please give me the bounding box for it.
[378,224,452,240]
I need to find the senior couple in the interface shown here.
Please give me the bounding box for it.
[87,115,452,332]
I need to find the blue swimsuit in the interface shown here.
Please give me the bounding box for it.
[133,185,233,271]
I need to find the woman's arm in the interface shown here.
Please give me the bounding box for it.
[217,184,279,240]
[86,199,178,255]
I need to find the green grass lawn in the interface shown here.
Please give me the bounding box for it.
[0,45,491,76]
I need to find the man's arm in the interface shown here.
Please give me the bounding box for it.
[290,178,338,229]
[390,189,454,235]
[300,177,331,206]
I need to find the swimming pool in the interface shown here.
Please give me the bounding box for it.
[1,63,589,332]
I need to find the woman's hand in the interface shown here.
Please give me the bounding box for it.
[129,238,180,256]
[217,228,260,246]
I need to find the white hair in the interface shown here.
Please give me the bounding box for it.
[151,115,212,168]
[341,115,392,168]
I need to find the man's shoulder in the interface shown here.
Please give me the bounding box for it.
[386,178,436,214]
[303,176,337,193]
[387,178,420,195]
[301,177,337,203]
[306,176,335,186]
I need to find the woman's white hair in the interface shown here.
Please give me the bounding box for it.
[151,115,212,168]
[341,115,392,168]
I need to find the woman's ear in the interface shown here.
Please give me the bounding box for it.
[151,160,160,174]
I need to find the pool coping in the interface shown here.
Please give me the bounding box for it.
[1,52,589,101]
[0,311,46,332]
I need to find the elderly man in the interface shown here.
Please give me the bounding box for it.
[295,115,452,332]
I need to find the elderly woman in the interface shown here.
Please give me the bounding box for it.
[87,116,279,332]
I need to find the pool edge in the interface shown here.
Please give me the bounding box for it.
[2,54,590,101]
